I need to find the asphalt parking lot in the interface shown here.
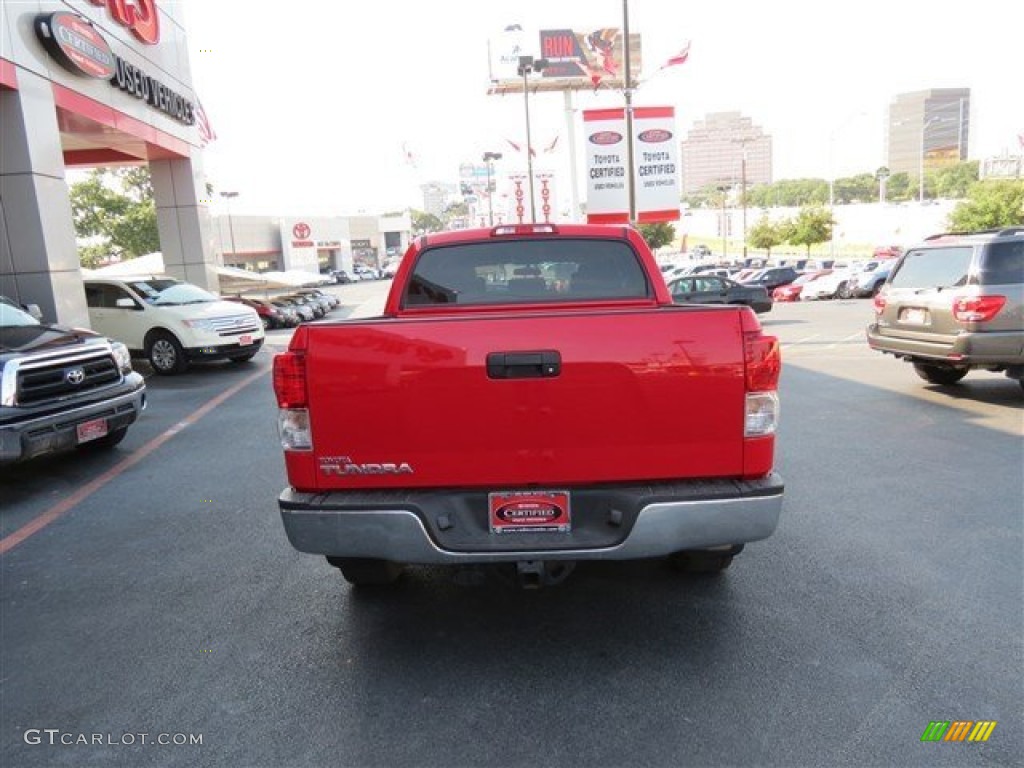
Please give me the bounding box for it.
[2,286,1021,768]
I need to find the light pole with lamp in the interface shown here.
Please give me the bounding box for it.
[731,138,751,259]
[482,151,502,226]
[219,191,239,261]
[517,55,548,223]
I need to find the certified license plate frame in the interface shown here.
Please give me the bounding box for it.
[76,417,108,444]
[489,490,571,534]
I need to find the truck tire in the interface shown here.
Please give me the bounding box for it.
[913,362,967,386]
[146,331,188,375]
[669,545,744,574]
[326,557,404,586]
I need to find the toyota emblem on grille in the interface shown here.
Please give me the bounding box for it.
[65,367,86,385]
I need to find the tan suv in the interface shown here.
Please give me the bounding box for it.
[867,227,1024,391]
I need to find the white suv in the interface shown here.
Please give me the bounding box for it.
[84,277,265,375]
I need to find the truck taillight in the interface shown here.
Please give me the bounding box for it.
[492,224,558,236]
[739,309,781,437]
[278,408,312,451]
[745,392,779,437]
[273,352,307,408]
[744,332,781,392]
[952,295,1006,323]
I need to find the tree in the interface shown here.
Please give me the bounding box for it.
[933,161,980,199]
[69,167,159,266]
[786,206,833,255]
[947,180,1024,231]
[886,172,913,201]
[637,222,676,251]
[443,201,469,220]
[747,215,786,257]
[410,210,443,235]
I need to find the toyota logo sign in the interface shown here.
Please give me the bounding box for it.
[65,367,86,385]
[292,222,311,240]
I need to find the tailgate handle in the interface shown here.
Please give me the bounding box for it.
[487,350,561,379]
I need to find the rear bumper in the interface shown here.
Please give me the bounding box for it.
[278,474,784,563]
[866,324,1024,366]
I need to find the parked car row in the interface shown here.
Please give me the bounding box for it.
[224,288,340,329]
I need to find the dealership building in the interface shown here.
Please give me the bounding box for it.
[0,1,226,326]
[0,2,407,327]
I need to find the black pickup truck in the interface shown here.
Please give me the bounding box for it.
[0,297,146,464]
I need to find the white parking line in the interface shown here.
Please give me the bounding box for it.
[781,334,820,349]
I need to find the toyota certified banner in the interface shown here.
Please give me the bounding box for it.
[584,106,680,224]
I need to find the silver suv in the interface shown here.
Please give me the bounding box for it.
[867,227,1024,390]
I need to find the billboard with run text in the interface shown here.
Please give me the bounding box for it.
[488,26,641,95]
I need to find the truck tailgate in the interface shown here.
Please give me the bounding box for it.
[297,306,747,490]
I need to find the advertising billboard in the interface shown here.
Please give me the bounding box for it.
[488,26,641,95]
[583,106,679,224]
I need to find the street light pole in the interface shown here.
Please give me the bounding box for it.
[220,191,239,260]
[482,151,502,227]
[517,56,547,223]
[623,0,637,225]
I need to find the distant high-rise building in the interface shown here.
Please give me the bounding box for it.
[420,182,456,219]
[886,89,970,179]
[680,112,772,195]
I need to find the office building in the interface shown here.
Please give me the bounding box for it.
[680,112,772,195]
[886,89,970,178]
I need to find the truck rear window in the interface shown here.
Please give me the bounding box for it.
[403,238,650,306]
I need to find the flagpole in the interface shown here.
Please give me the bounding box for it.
[623,0,636,225]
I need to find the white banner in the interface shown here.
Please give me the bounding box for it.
[583,106,679,224]
[633,107,680,222]
[506,170,558,224]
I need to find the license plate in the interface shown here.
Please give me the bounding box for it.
[239,334,253,346]
[489,490,571,534]
[76,418,108,444]
[899,307,929,325]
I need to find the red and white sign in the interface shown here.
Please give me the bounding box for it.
[292,222,311,240]
[584,106,680,224]
[489,490,571,534]
[87,0,160,45]
[507,172,557,224]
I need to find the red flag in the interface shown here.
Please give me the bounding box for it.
[659,41,691,70]
[402,142,417,168]
[506,138,536,157]
[195,100,216,146]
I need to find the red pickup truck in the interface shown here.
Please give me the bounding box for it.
[273,224,783,587]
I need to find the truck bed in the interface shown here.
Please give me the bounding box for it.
[284,304,754,492]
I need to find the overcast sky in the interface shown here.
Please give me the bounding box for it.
[179,0,1023,217]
